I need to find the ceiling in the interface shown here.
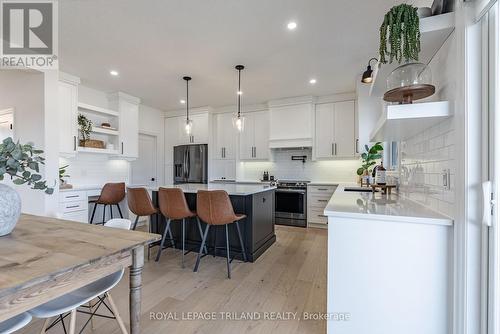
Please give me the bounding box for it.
[59,0,432,111]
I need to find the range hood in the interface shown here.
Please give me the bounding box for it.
[268,97,314,149]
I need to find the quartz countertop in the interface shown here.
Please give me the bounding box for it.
[324,184,453,226]
[59,184,105,192]
[147,183,276,196]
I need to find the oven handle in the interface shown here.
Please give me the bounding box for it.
[275,189,306,194]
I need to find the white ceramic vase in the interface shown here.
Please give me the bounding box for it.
[0,184,21,236]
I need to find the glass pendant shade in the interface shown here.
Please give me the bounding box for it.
[386,62,432,90]
[232,115,245,132]
[184,119,193,135]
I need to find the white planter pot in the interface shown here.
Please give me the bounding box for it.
[0,184,21,236]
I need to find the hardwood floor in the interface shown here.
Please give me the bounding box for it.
[19,225,327,334]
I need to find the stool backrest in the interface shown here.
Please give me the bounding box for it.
[127,187,157,216]
[99,183,126,204]
[158,187,192,220]
[197,190,237,225]
[105,218,132,230]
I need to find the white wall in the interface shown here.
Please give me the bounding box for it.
[399,33,457,218]
[138,104,165,185]
[0,70,50,215]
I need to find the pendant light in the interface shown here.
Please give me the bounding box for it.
[233,65,245,132]
[183,76,193,135]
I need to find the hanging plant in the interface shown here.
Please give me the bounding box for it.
[379,4,421,64]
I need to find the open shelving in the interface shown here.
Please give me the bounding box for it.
[370,101,453,142]
[76,147,120,155]
[369,12,456,97]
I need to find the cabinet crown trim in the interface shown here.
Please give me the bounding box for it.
[107,92,141,105]
[268,96,315,108]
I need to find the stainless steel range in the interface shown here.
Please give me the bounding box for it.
[275,180,310,227]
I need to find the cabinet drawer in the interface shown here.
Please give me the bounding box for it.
[60,211,88,224]
[308,194,332,208]
[59,200,88,213]
[60,191,87,203]
[308,207,328,224]
[308,185,337,194]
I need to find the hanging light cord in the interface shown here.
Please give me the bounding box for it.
[237,67,242,118]
[186,79,189,121]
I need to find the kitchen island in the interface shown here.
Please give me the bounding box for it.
[149,183,276,262]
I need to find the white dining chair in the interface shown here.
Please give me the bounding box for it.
[0,313,32,334]
[29,218,132,334]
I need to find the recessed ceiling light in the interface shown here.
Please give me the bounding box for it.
[110,70,119,76]
[287,21,297,30]
[180,99,186,104]
[309,78,317,84]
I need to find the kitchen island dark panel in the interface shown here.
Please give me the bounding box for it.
[149,185,275,262]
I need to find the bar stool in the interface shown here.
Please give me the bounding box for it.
[0,313,32,334]
[194,190,247,279]
[90,183,125,224]
[127,187,173,259]
[155,187,207,267]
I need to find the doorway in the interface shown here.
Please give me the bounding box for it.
[131,133,158,187]
[0,108,14,140]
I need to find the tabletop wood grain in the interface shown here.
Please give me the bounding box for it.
[0,214,160,327]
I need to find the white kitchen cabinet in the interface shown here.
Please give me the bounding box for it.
[239,110,269,160]
[307,184,337,228]
[315,101,356,159]
[109,92,141,160]
[175,113,209,145]
[58,190,88,223]
[214,113,236,159]
[211,159,236,181]
[58,73,80,156]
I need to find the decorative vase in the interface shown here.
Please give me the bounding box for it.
[0,184,21,236]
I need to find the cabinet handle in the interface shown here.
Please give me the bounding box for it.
[335,143,337,155]
[254,147,257,158]
[221,147,224,158]
[331,143,334,156]
[318,188,328,191]
[66,195,79,198]
[224,147,226,158]
[317,199,328,202]
[318,214,327,218]
[66,205,80,209]
[73,136,77,151]
[356,139,359,153]
[121,142,124,154]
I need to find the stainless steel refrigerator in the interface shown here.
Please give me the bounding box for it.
[173,144,208,184]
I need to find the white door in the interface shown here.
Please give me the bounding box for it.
[253,111,269,160]
[131,133,157,187]
[334,101,356,157]
[0,110,13,140]
[315,103,334,158]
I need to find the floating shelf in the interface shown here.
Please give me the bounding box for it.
[78,102,119,117]
[76,147,120,155]
[370,12,455,97]
[370,101,453,142]
[92,127,119,136]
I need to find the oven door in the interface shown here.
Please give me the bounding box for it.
[275,189,306,220]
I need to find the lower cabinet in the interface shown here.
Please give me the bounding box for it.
[307,185,337,228]
[211,159,236,181]
[58,190,89,223]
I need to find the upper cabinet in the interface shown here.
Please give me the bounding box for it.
[164,111,210,148]
[315,100,356,159]
[268,97,314,148]
[108,92,141,159]
[58,73,80,156]
[239,110,269,160]
[189,113,209,144]
[214,113,236,160]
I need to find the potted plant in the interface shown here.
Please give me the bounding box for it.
[78,113,93,147]
[379,4,421,65]
[59,164,71,189]
[357,142,384,185]
[0,137,53,236]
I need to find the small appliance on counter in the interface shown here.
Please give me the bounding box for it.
[274,180,310,228]
[262,171,269,181]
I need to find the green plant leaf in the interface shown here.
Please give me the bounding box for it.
[356,168,365,176]
[13,178,26,185]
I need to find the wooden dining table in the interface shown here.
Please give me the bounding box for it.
[0,214,160,333]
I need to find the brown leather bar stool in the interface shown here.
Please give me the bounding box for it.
[155,187,207,267]
[194,190,247,279]
[90,183,125,224]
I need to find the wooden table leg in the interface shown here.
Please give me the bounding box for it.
[130,246,144,334]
